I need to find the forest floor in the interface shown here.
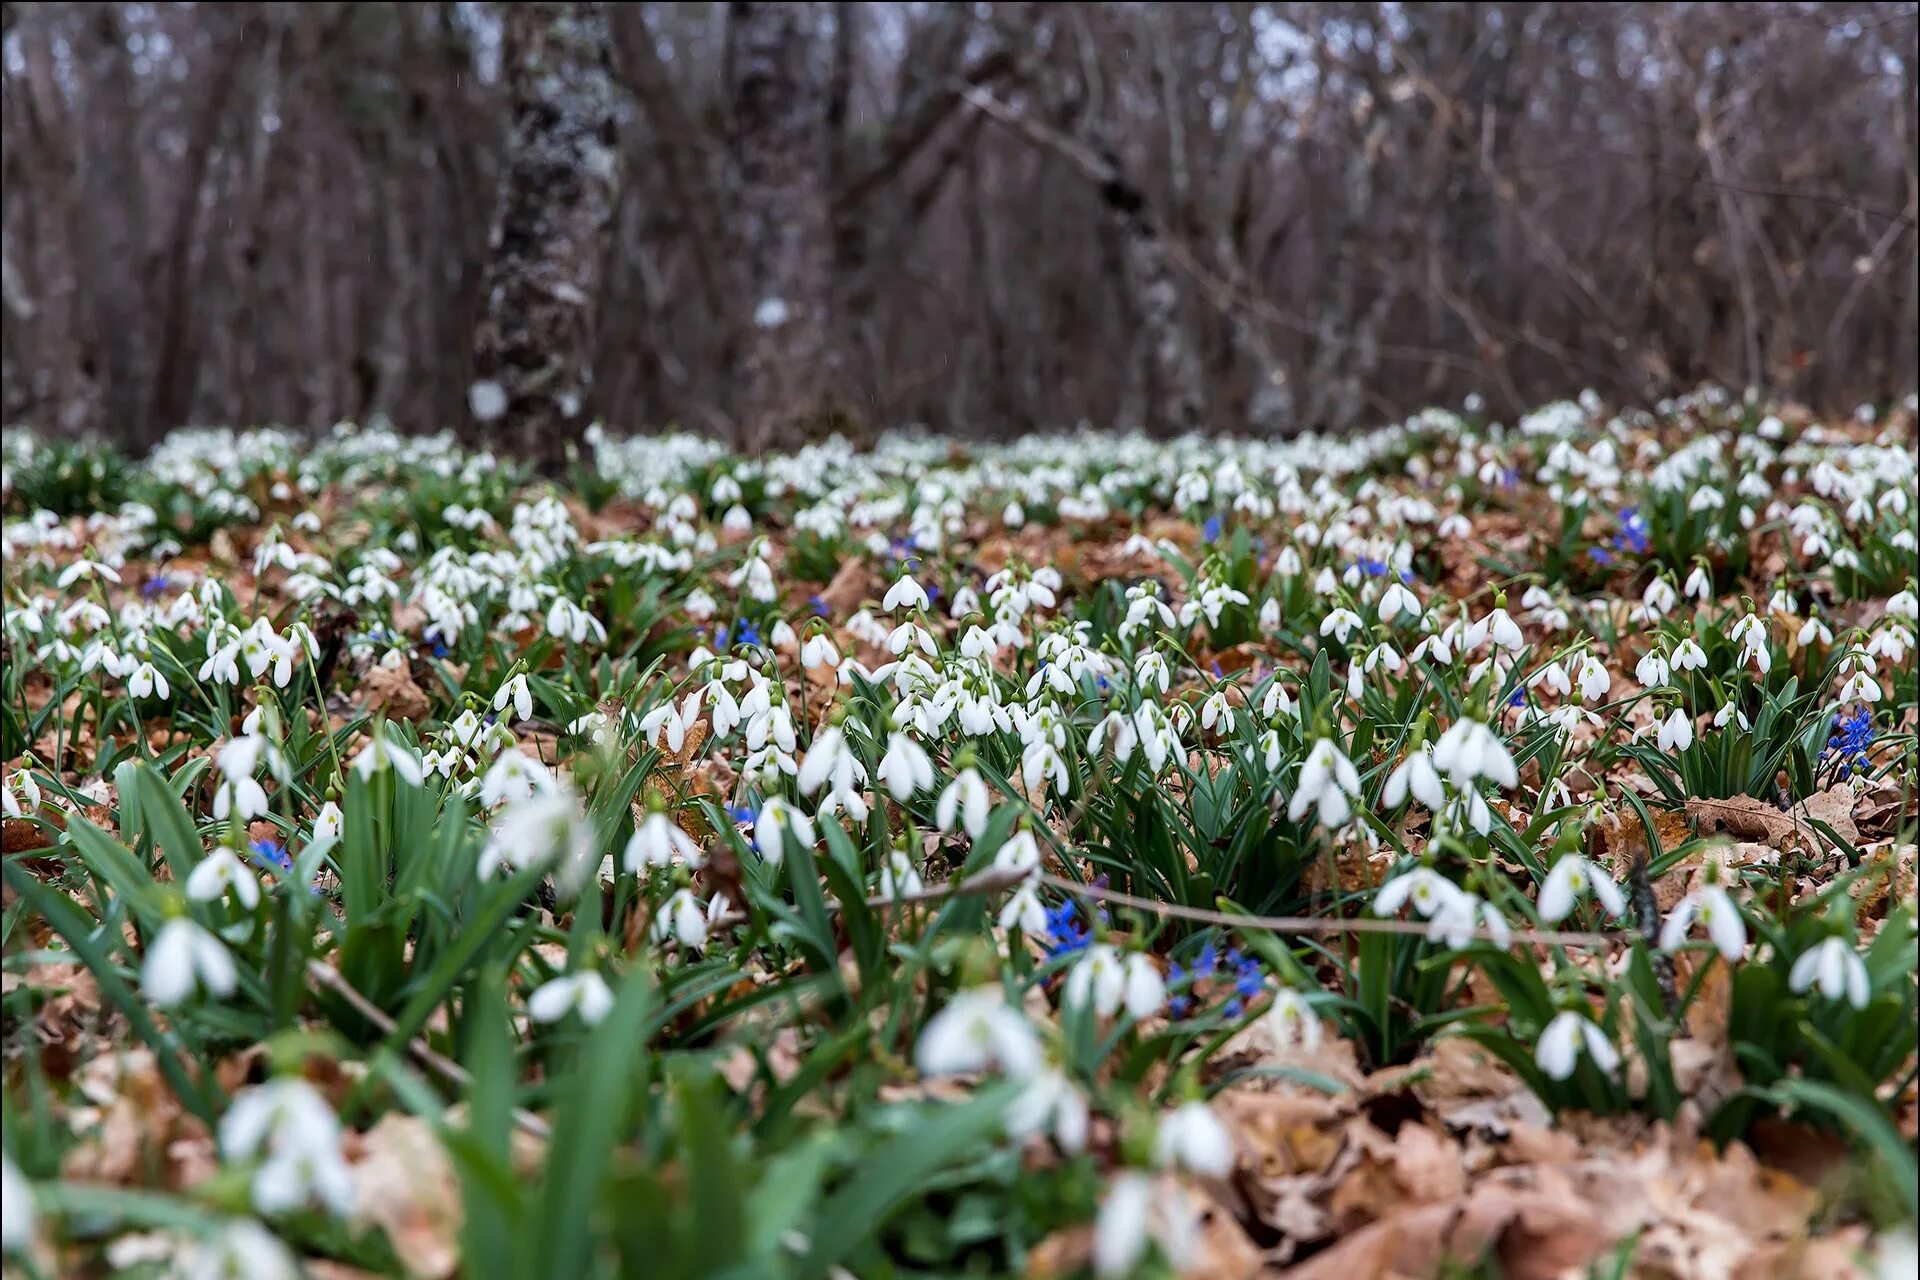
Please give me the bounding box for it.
[2,391,1916,1279]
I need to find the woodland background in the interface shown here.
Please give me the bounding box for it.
[1,2,1916,463]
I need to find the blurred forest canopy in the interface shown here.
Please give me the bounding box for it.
[2,2,1916,462]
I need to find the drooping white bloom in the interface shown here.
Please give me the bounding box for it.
[1286,738,1362,829]
[1430,718,1519,789]
[1537,855,1628,921]
[936,767,992,838]
[998,883,1048,934]
[652,888,709,950]
[1093,1173,1197,1279]
[312,800,343,842]
[1265,987,1322,1051]
[1788,936,1870,1009]
[1382,746,1445,811]
[173,1220,300,1280]
[479,789,597,894]
[625,810,704,872]
[1374,867,1467,920]
[528,971,615,1025]
[1064,945,1163,1020]
[219,1078,354,1218]
[1655,708,1694,753]
[350,729,425,787]
[1659,884,1746,961]
[1,1153,33,1254]
[877,849,925,900]
[126,661,169,700]
[143,918,238,1007]
[1005,1069,1088,1153]
[1535,1010,1620,1081]
[753,796,815,861]
[185,848,262,910]
[877,732,935,801]
[1154,1101,1234,1177]
[492,673,533,722]
[914,987,1042,1079]
[883,575,930,613]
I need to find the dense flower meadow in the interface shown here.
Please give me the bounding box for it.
[2,388,1916,1279]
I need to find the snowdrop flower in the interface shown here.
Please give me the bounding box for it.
[1374,867,1466,920]
[1382,746,1445,811]
[219,1078,354,1218]
[1683,564,1712,601]
[1537,855,1627,921]
[480,789,597,894]
[1377,580,1421,622]
[914,987,1042,1079]
[126,661,169,700]
[625,809,704,871]
[1065,945,1163,1020]
[1635,650,1671,689]
[1660,884,1746,961]
[877,849,924,900]
[1789,936,1870,1009]
[1,1154,34,1254]
[1319,607,1363,644]
[1265,988,1322,1051]
[877,732,934,801]
[185,848,262,909]
[752,796,814,861]
[936,767,991,838]
[173,1220,300,1280]
[1287,738,1362,828]
[546,596,606,645]
[1655,708,1694,753]
[1575,654,1610,702]
[1093,1173,1197,1279]
[652,888,709,950]
[312,800,343,842]
[1426,891,1512,949]
[1005,1069,1088,1153]
[998,883,1048,934]
[528,971,615,1025]
[56,557,121,587]
[492,673,533,722]
[350,729,424,787]
[479,749,553,808]
[993,828,1041,874]
[1536,1010,1620,1081]
[883,575,929,613]
[1671,637,1707,671]
[1430,718,1518,789]
[800,632,841,670]
[1838,669,1882,703]
[143,918,238,1007]
[1155,1101,1234,1177]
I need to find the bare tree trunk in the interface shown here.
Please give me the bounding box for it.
[727,1,840,450]
[470,2,622,471]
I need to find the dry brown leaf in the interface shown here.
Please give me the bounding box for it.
[817,556,872,615]
[349,1114,463,1280]
[362,664,432,722]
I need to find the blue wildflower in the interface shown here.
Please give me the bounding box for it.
[1823,708,1875,776]
[249,838,292,875]
[809,594,828,616]
[727,804,757,826]
[1203,515,1223,543]
[141,576,172,598]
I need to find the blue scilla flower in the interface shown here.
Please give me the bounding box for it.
[249,838,292,875]
[727,804,757,826]
[1824,708,1875,775]
[1203,515,1223,543]
[141,576,172,598]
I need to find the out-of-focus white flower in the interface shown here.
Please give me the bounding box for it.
[1,1154,33,1254]
[1430,718,1518,789]
[1660,885,1746,961]
[1093,1173,1197,1279]
[652,888,709,950]
[877,732,935,801]
[625,810,704,872]
[143,918,237,1007]
[1538,855,1627,921]
[173,1220,300,1280]
[185,848,261,910]
[914,987,1042,1079]
[1064,945,1163,1020]
[528,971,615,1025]
[219,1078,354,1218]
[1535,1010,1619,1081]
[1005,1069,1088,1153]
[1287,738,1362,828]
[1153,1101,1234,1177]
[936,767,992,838]
[350,729,424,787]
